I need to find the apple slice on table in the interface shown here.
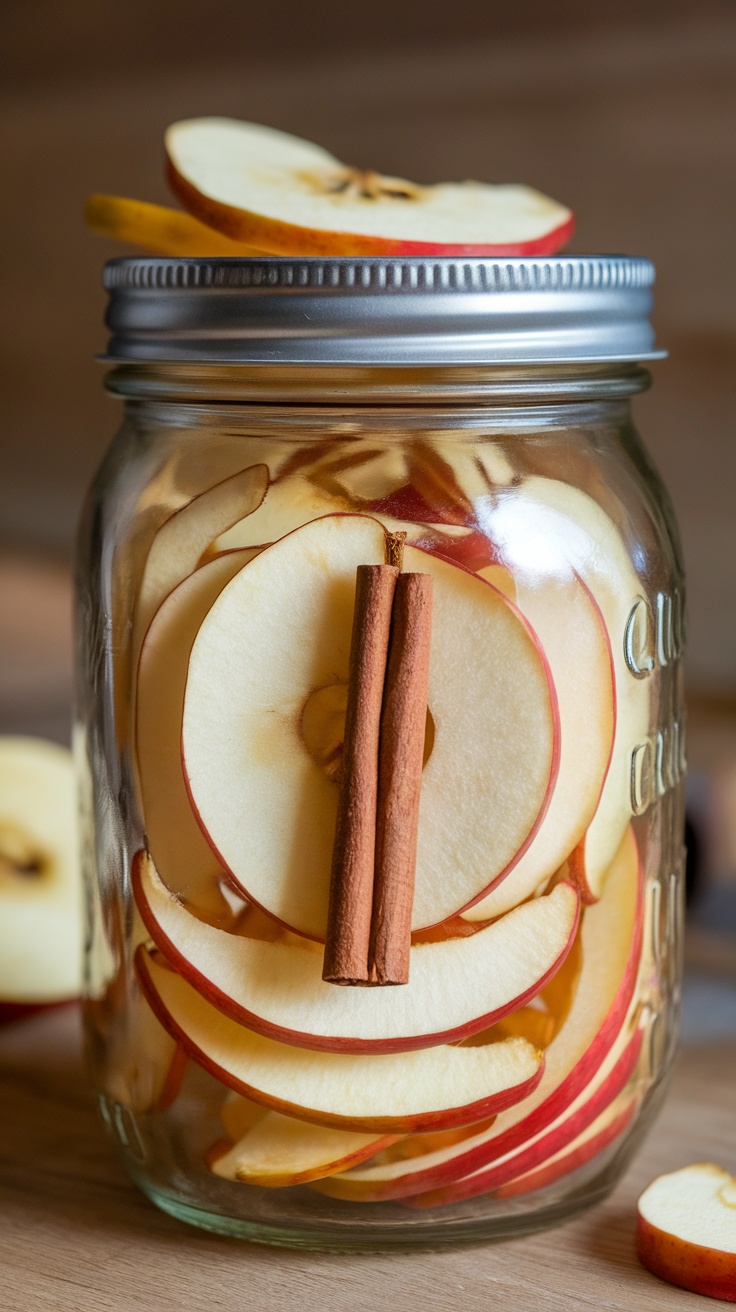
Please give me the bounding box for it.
[208,1096,397,1187]
[637,1164,736,1302]
[309,828,641,1196]
[166,118,574,257]
[136,947,544,1133]
[133,463,269,652]
[474,477,652,901]
[463,568,615,921]
[181,513,560,939]
[134,850,579,1052]
[0,738,82,1017]
[494,1091,638,1200]
[136,549,260,922]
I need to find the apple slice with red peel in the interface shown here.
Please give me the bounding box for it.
[136,946,545,1133]
[208,1102,396,1187]
[318,1019,642,1205]
[637,1164,736,1302]
[475,478,652,901]
[0,738,82,1009]
[309,827,641,1194]
[463,568,615,921]
[104,983,187,1114]
[182,513,559,939]
[210,476,348,557]
[136,549,259,922]
[495,1092,638,1201]
[406,1024,643,1207]
[166,119,574,258]
[134,849,579,1053]
[133,464,269,652]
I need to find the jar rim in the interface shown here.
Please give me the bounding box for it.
[102,255,666,368]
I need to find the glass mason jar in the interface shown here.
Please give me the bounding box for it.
[76,255,685,1249]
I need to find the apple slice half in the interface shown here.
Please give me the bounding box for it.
[463,568,615,920]
[136,549,259,921]
[136,947,544,1133]
[308,827,641,1194]
[166,119,574,257]
[133,463,269,651]
[86,194,270,257]
[208,1099,396,1187]
[637,1164,736,1302]
[134,850,579,1053]
[182,513,559,939]
[473,477,652,901]
[0,738,82,1005]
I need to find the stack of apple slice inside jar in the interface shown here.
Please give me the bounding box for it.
[119,430,653,1208]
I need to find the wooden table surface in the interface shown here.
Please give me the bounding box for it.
[1,1006,734,1311]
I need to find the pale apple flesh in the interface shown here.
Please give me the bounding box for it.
[133,849,580,1053]
[135,946,545,1133]
[637,1164,736,1302]
[208,1098,398,1187]
[0,738,82,1004]
[181,513,560,940]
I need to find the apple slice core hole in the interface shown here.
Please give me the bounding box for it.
[299,680,435,781]
[0,823,48,881]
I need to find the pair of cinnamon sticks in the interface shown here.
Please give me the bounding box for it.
[322,537,433,987]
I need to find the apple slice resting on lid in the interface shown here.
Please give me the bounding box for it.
[166,118,574,258]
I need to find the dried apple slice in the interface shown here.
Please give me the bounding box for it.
[166,118,574,257]
[133,463,268,650]
[307,828,641,1196]
[208,1100,396,1187]
[85,195,270,257]
[136,947,545,1133]
[133,850,579,1053]
[317,1022,642,1204]
[181,513,560,939]
[104,982,187,1115]
[463,568,615,920]
[136,550,259,920]
[637,1164,736,1301]
[0,738,82,1006]
[494,1092,638,1200]
[475,478,652,900]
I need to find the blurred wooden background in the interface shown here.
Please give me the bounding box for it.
[1,0,735,699]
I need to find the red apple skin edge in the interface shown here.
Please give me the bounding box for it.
[134,946,546,1134]
[495,1100,638,1201]
[167,160,576,259]
[156,1045,188,1112]
[178,512,563,942]
[637,1219,736,1303]
[131,852,580,1055]
[408,1027,643,1208]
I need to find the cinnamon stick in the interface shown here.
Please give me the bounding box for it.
[369,571,433,985]
[322,564,398,984]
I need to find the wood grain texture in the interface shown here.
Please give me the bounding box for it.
[0,1004,733,1312]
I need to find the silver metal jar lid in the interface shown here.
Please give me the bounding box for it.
[102,255,664,367]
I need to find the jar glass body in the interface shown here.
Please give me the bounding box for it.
[76,362,685,1249]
